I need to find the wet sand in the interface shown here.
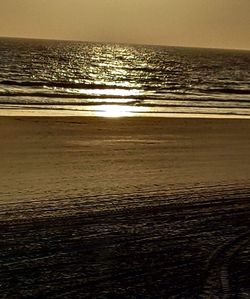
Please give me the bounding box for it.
[0,116,250,298]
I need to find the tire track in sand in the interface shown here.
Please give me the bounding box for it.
[201,231,249,299]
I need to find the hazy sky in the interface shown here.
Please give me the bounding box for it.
[0,0,249,49]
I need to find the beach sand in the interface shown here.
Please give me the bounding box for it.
[0,116,250,298]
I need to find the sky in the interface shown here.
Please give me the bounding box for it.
[0,0,249,50]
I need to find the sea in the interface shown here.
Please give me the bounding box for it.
[0,37,250,117]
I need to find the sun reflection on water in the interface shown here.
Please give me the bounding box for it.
[78,88,140,97]
[94,105,145,118]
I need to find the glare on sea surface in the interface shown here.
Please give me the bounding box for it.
[78,88,140,97]
[94,105,144,118]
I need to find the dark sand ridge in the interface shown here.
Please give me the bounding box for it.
[0,116,250,298]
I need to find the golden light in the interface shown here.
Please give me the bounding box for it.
[94,105,144,118]
[78,88,140,97]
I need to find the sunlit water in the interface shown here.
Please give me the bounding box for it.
[0,37,250,117]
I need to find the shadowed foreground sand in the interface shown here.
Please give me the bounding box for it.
[0,116,250,298]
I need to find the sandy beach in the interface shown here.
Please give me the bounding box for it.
[0,116,250,298]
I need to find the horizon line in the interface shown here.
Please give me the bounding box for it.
[0,34,250,52]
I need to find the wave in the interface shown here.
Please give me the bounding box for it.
[206,88,250,95]
[2,104,250,117]
[1,91,250,104]
[0,92,141,99]
[1,99,250,110]
[0,80,134,90]
[2,80,250,98]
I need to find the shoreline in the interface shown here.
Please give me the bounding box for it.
[1,108,250,119]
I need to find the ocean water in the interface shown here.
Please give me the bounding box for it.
[0,37,250,117]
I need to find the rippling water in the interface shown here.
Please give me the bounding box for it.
[0,37,250,117]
